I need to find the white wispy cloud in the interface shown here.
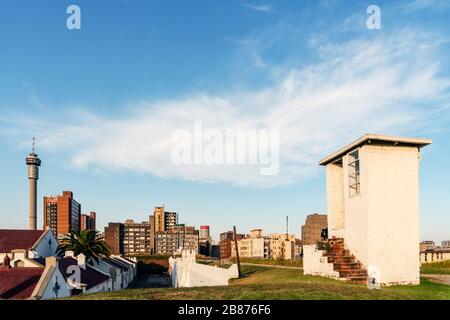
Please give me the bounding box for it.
[1,30,449,188]
[243,3,272,13]
[401,0,450,11]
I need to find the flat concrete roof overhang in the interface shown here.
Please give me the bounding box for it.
[318,134,432,166]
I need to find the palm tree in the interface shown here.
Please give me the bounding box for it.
[57,230,111,264]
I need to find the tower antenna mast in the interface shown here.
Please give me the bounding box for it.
[286,215,288,238]
[26,136,41,230]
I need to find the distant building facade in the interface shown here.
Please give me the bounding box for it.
[123,219,152,257]
[420,241,435,252]
[104,219,152,257]
[301,214,327,245]
[155,225,199,255]
[199,225,210,239]
[198,226,212,256]
[219,231,244,259]
[43,191,81,237]
[231,229,266,259]
[442,240,450,248]
[268,234,296,260]
[295,239,303,259]
[80,212,96,231]
[104,223,124,255]
[420,248,450,264]
[153,206,178,233]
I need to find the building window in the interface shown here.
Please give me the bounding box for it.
[348,149,360,196]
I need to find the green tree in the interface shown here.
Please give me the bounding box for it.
[57,230,111,264]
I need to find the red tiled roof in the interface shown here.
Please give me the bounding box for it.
[59,258,109,290]
[0,229,45,253]
[0,267,44,299]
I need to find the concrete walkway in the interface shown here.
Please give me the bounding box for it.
[422,274,450,285]
[240,262,303,270]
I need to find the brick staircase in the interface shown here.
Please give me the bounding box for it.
[321,237,368,284]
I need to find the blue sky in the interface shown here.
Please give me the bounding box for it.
[0,0,449,242]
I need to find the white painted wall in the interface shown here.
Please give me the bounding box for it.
[31,230,58,258]
[39,266,71,299]
[92,260,124,291]
[325,143,422,285]
[169,250,239,288]
[364,145,420,285]
[303,245,339,278]
[327,163,345,235]
[9,250,43,267]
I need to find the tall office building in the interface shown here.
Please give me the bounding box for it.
[80,212,96,231]
[43,191,81,237]
[26,137,41,230]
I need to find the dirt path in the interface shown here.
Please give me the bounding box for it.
[422,274,450,285]
[130,274,171,288]
[240,262,303,270]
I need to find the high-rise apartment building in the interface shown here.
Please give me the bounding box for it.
[155,224,199,255]
[301,214,327,245]
[154,206,165,233]
[153,206,178,233]
[43,191,81,237]
[123,219,152,256]
[80,212,96,231]
[104,219,152,257]
[151,206,179,253]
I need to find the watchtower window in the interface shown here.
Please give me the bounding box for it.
[349,149,360,196]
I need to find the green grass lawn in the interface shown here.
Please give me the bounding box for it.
[67,265,449,300]
[421,260,450,275]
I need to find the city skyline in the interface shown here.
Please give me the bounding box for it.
[0,0,449,243]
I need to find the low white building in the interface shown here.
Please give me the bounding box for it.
[91,256,137,290]
[0,255,71,300]
[0,228,58,262]
[59,251,111,295]
[169,249,239,288]
[304,134,431,286]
